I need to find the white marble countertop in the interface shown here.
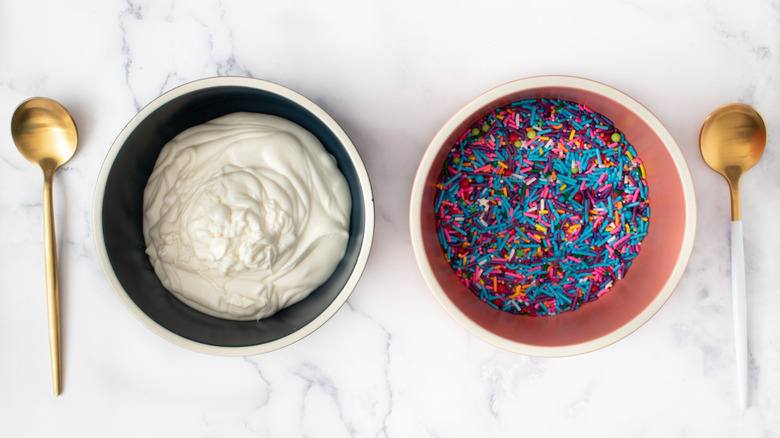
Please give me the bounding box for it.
[1,0,779,436]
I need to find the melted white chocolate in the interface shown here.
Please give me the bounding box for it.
[143,113,351,320]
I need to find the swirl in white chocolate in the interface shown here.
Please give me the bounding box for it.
[142,112,351,320]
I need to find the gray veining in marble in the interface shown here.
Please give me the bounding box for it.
[1,0,779,436]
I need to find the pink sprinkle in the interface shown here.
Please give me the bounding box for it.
[631,188,640,203]
[613,235,630,249]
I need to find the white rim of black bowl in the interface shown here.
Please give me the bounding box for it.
[93,77,375,356]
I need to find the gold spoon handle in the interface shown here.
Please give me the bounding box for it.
[728,174,742,221]
[42,167,62,396]
[731,220,748,409]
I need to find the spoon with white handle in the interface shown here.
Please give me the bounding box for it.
[699,103,766,410]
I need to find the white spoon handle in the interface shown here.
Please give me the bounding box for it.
[731,220,747,409]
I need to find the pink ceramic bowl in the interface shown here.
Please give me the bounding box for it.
[410,76,696,356]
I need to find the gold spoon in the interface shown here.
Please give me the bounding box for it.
[699,103,766,410]
[11,97,78,396]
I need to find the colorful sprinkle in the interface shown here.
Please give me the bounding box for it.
[434,98,650,316]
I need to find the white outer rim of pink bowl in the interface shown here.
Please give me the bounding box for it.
[93,76,375,356]
[409,75,697,357]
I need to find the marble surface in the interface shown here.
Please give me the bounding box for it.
[1,0,779,436]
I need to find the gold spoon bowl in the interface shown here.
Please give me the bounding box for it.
[700,104,766,221]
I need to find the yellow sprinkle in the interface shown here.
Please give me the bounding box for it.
[535,224,547,232]
[498,161,508,169]
[640,164,646,179]
[626,151,634,160]
[510,285,526,299]
[569,130,576,140]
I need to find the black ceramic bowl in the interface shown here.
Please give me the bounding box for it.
[94,77,374,355]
